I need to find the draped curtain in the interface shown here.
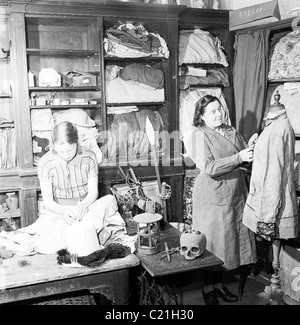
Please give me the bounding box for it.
[233,30,270,142]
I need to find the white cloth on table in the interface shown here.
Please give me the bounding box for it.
[0,195,127,255]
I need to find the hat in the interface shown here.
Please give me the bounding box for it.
[58,108,95,127]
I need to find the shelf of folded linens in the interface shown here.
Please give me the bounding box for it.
[268,78,300,84]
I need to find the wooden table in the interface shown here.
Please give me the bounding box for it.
[0,253,140,305]
[136,225,223,304]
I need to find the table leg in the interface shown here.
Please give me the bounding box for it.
[137,269,178,305]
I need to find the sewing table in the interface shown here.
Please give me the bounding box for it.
[136,224,224,304]
[0,252,140,305]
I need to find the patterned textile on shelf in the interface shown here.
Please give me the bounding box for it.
[179,29,229,67]
[268,30,300,80]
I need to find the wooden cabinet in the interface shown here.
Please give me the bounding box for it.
[4,0,187,225]
[26,16,102,110]
[178,8,234,221]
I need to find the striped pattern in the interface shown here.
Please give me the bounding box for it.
[38,146,98,199]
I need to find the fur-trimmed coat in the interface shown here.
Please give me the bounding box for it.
[243,112,299,240]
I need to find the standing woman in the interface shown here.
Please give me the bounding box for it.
[188,95,258,305]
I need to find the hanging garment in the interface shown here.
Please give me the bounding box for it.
[243,112,299,241]
[233,30,270,142]
[189,124,257,270]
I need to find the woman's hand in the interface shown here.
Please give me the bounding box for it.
[75,202,88,221]
[239,148,254,162]
[248,133,258,150]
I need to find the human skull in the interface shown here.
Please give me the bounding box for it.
[180,229,206,260]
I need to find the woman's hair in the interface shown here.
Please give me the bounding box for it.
[50,121,78,152]
[193,95,221,128]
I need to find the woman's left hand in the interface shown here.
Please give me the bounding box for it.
[75,202,88,221]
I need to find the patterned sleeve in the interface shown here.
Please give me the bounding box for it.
[87,150,99,179]
[37,154,52,183]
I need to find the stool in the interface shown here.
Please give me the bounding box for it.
[133,213,162,255]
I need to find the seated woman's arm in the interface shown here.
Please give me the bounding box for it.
[40,180,76,220]
[76,175,99,220]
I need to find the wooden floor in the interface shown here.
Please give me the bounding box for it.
[151,269,271,306]
[177,274,267,305]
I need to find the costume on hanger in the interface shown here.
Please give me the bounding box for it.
[243,109,299,240]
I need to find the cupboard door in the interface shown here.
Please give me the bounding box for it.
[25,15,103,166]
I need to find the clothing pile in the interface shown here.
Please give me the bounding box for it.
[179,29,229,66]
[179,67,230,90]
[103,108,166,161]
[104,23,169,58]
[106,63,165,103]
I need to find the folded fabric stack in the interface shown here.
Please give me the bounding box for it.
[104,23,169,58]
[106,64,165,103]
[179,67,230,90]
[179,29,229,67]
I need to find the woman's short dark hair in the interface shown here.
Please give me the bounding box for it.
[193,95,221,128]
[51,121,78,152]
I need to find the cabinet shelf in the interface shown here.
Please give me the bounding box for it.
[0,168,19,177]
[105,56,166,63]
[29,86,100,91]
[0,94,12,98]
[0,209,21,220]
[106,102,165,107]
[27,49,99,58]
[30,104,100,109]
[189,84,225,89]
[0,123,14,128]
[269,78,300,83]
[180,63,226,69]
